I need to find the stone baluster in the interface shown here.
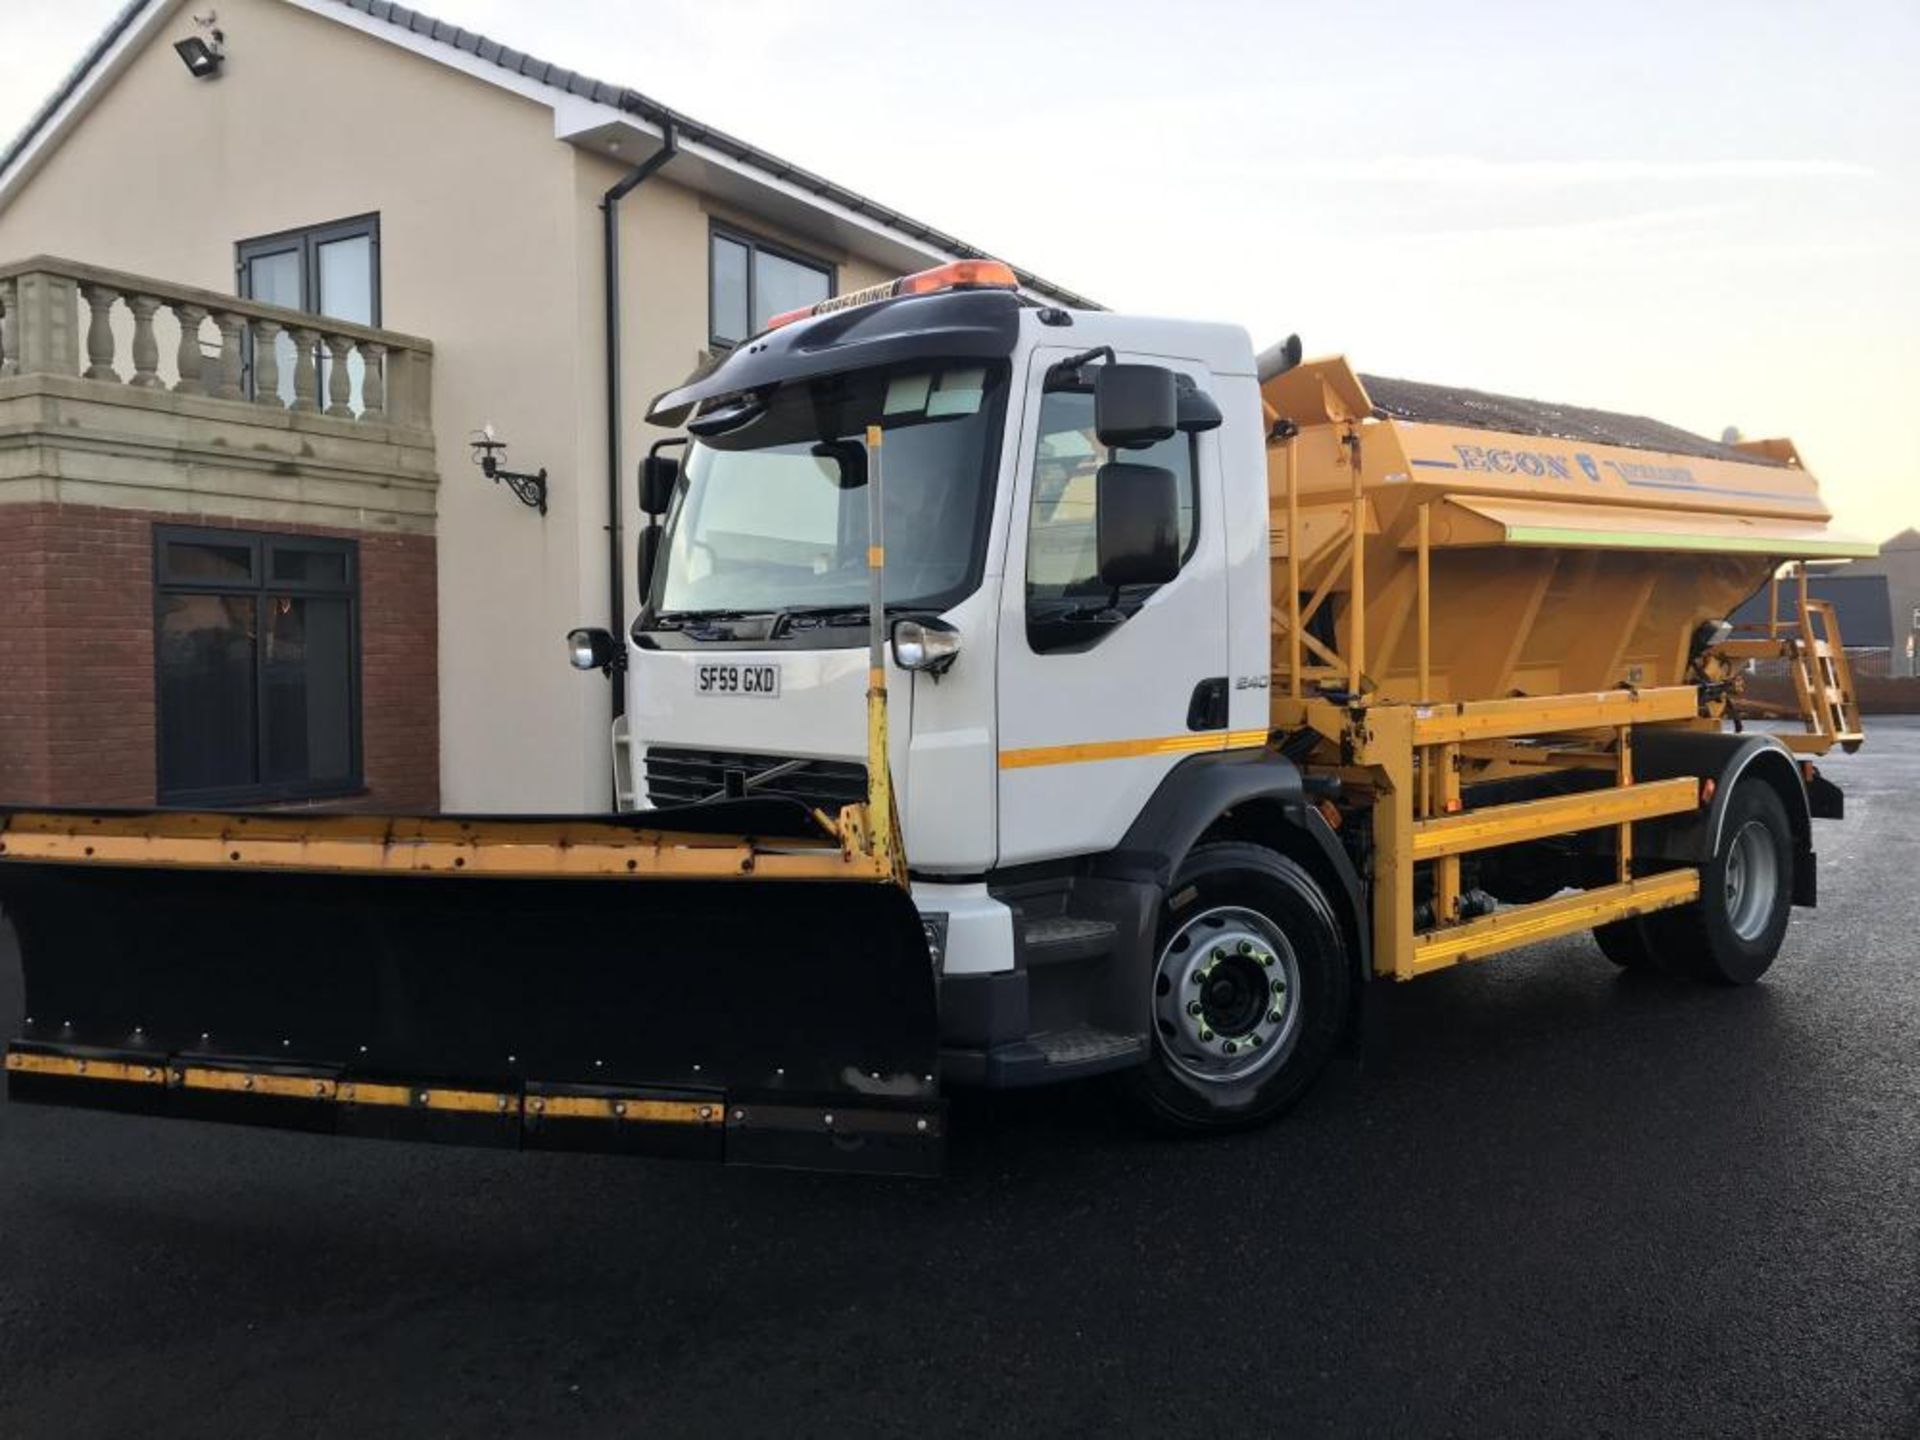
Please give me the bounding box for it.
[172,303,207,395]
[252,316,282,407]
[358,340,386,420]
[9,270,81,377]
[211,311,245,401]
[127,294,163,387]
[81,283,119,382]
[324,332,355,417]
[289,327,319,413]
[384,345,430,429]
[0,278,16,377]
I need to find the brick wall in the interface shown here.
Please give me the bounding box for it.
[0,503,438,811]
[0,506,54,802]
[356,529,441,812]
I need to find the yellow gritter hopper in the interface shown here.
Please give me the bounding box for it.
[1264,357,1872,714]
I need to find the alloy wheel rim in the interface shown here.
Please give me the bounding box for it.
[1723,818,1779,942]
[1151,905,1302,1085]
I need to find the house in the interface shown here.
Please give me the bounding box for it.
[1730,530,1920,678]
[1841,528,1920,676]
[0,0,1092,813]
[1729,570,1893,674]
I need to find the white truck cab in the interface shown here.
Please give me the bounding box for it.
[602,267,1327,1102]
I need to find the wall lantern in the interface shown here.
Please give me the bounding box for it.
[174,12,225,79]
[471,425,549,516]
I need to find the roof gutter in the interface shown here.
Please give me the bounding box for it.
[600,121,677,723]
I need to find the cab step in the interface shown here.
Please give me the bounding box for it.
[1031,1026,1143,1068]
[968,1026,1146,1087]
[1021,916,1118,966]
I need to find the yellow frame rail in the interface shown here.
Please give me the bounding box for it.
[0,809,896,882]
[1410,777,1699,861]
[1409,871,1700,974]
[1274,686,1709,982]
[1408,688,1700,746]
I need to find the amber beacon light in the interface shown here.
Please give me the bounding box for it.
[764,259,1020,332]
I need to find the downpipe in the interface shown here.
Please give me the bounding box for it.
[601,121,679,722]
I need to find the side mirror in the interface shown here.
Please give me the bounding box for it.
[1176,380,1223,433]
[1094,364,1178,450]
[639,452,680,516]
[1096,462,1180,588]
[567,626,619,673]
[809,439,868,490]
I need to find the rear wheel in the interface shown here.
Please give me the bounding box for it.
[1117,842,1350,1133]
[1648,782,1794,985]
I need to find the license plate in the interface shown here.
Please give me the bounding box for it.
[695,663,781,697]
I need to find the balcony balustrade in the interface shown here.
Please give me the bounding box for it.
[0,255,431,428]
[0,256,436,533]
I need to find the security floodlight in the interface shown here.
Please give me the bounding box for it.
[174,33,223,79]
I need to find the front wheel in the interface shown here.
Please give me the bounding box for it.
[1116,842,1350,1133]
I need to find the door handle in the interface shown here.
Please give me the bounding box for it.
[1187,677,1228,731]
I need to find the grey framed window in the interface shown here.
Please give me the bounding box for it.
[237,214,380,407]
[1024,387,1201,652]
[709,225,833,349]
[154,526,361,805]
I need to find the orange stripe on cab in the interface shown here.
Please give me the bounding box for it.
[998,729,1268,770]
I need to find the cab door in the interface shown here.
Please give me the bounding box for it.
[995,348,1231,867]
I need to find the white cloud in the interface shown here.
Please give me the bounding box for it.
[1374,202,1729,247]
[1277,155,1879,185]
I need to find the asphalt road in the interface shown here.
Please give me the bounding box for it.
[2,725,1916,1438]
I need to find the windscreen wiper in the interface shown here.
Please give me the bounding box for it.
[648,607,782,641]
[771,603,916,635]
[652,607,767,628]
[652,604,917,638]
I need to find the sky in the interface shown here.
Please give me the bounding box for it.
[2,0,1916,539]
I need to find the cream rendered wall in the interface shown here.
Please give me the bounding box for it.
[1,0,927,812]
[0,0,602,812]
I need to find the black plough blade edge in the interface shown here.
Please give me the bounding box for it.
[0,861,943,1177]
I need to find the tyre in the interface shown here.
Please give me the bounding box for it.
[1116,842,1350,1133]
[1648,781,1795,985]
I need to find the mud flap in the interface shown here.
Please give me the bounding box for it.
[0,860,942,1176]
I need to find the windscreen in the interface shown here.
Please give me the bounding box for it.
[652,362,1009,618]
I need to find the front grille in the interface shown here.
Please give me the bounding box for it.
[643,746,868,812]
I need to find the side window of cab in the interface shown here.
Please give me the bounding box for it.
[1024,384,1200,653]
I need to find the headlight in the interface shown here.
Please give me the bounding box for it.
[567,627,616,672]
[890,617,961,676]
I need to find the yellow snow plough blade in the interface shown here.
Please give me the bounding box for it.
[0,796,942,1178]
